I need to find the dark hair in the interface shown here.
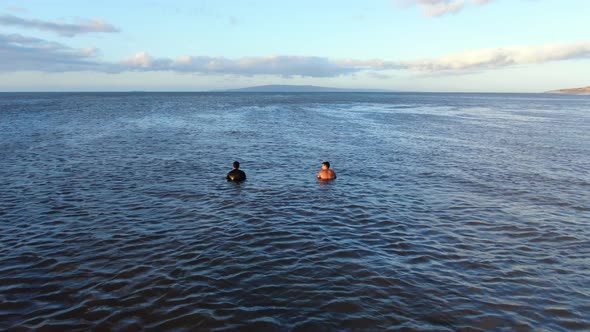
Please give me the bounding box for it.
[322,161,330,168]
[233,161,240,168]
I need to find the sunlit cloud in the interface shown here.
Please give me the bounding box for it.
[123,54,361,77]
[122,51,156,68]
[1,33,589,77]
[119,42,590,76]
[0,14,120,37]
[80,47,100,57]
[423,0,464,17]
[402,42,590,72]
[6,6,27,13]
[395,0,464,17]
[395,0,496,17]
[471,0,494,5]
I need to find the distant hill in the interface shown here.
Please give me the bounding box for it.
[545,86,590,94]
[224,85,392,93]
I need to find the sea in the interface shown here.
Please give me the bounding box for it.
[1,92,589,331]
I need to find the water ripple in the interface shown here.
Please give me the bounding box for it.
[1,92,589,331]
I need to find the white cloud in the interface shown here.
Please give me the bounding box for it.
[119,43,590,76]
[471,0,494,5]
[396,0,496,17]
[176,55,193,64]
[122,51,155,68]
[6,6,27,13]
[423,0,465,17]
[334,58,401,70]
[402,42,590,72]
[124,53,360,77]
[0,14,119,37]
[79,47,99,56]
[1,33,589,77]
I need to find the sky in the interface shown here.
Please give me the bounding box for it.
[0,0,589,92]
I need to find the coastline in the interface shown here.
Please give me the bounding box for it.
[545,86,590,94]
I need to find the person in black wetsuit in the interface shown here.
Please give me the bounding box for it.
[226,161,246,182]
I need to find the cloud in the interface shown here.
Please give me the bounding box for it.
[402,42,590,72]
[113,42,590,76]
[122,51,156,68]
[0,14,119,37]
[396,0,496,17]
[366,71,395,79]
[1,33,589,77]
[121,53,362,77]
[395,0,464,17]
[6,6,27,13]
[423,0,465,17]
[0,35,390,76]
[471,0,494,5]
[119,43,590,76]
[0,33,107,72]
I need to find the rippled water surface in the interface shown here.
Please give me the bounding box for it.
[1,92,589,331]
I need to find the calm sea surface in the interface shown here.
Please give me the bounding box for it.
[1,92,589,331]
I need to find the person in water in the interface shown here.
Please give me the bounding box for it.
[317,161,337,181]
[227,161,246,182]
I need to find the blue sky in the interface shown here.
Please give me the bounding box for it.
[1,0,589,92]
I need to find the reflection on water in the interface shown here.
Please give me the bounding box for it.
[1,92,589,331]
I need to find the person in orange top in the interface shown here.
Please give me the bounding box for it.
[317,161,337,181]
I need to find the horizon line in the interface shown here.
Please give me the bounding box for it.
[0,90,552,94]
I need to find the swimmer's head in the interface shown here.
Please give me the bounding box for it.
[233,161,240,169]
[322,161,330,169]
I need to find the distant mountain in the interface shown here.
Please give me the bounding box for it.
[545,86,590,94]
[224,85,392,93]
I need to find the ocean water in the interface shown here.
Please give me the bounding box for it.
[0,92,589,331]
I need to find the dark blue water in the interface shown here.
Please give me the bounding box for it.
[1,92,589,331]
